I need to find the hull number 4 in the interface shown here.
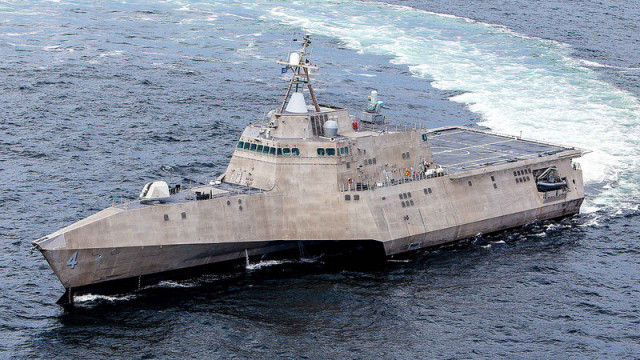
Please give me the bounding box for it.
[66,252,78,269]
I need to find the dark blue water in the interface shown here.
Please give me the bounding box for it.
[1,1,639,358]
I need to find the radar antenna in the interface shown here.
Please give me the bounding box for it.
[277,35,321,113]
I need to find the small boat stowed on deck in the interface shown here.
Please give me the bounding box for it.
[32,36,588,303]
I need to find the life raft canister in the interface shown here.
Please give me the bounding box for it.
[352,121,358,131]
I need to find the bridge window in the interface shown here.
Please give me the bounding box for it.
[270,147,276,155]
[244,142,250,150]
[291,148,300,156]
[317,148,325,156]
[345,147,349,155]
[237,141,244,149]
[422,134,428,141]
[326,148,336,156]
[283,148,291,156]
[257,145,263,152]
[340,147,345,155]
[263,146,270,154]
[277,148,283,156]
[250,143,257,151]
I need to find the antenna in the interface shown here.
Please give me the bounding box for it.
[277,35,321,113]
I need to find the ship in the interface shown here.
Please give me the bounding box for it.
[32,36,586,304]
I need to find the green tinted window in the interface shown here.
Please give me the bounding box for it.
[422,134,428,141]
[270,147,276,155]
[257,145,263,152]
[237,141,244,149]
[326,148,336,156]
[317,148,325,156]
[340,147,345,155]
[283,148,291,156]
[277,148,282,156]
[263,146,270,154]
[292,148,300,156]
[345,147,349,155]
[250,143,257,151]
[244,142,250,150]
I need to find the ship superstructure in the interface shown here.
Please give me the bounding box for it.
[33,37,586,303]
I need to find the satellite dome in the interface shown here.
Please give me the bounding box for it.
[323,120,338,137]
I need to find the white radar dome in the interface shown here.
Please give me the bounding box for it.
[288,52,300,66]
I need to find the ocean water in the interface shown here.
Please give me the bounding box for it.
[1,0,639,358]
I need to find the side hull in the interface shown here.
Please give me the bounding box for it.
[383,198,583,255]
[42,239,386,292]
[44,197,581,299]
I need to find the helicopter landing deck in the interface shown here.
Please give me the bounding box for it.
[428,127,573,174]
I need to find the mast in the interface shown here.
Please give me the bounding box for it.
[277,36,321,113]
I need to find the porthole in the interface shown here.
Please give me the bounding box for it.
[401,201,406,208]
[428,188,432,194]
[409,200,414,206]
[354,195,360,200]
[345,195,351,200]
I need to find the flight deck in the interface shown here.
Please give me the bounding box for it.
[428,127,573,174]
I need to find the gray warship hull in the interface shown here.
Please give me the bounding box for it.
[33,126,585,300]
[33,38,586,302]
